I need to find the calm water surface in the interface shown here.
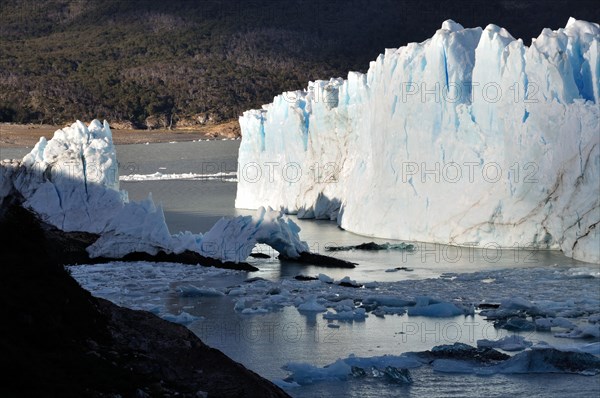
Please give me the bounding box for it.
[5,141,599,397]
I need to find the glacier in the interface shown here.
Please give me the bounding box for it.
[0,120,309,263]
[235,18,600,263]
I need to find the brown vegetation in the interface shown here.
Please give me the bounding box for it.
[0,120,240,148]
[1,0,594,130]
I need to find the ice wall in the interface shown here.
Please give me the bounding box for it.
[236,18,600,263]
[0,121,309,262]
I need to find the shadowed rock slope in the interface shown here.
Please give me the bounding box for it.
[0,203,289,398]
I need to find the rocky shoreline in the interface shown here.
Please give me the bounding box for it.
[0,203,289,397]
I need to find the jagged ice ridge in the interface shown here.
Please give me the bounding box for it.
[0,120,309,262]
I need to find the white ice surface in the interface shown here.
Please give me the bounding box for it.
[5,120,125,233]
[198,206,310,262]
[120,171,237,182]
[235,18,600,263]
[477,335,533,351]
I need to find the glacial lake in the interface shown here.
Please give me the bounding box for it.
[5,141,599,397]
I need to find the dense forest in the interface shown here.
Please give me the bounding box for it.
[0,0,598,128]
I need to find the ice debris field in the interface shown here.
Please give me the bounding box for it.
[236,18,600,263]
[69,261,600,336]
[69,260,600,383]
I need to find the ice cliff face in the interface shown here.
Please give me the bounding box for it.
[236,18,600,263]
[1,120,180,256]
[0,120,309,262]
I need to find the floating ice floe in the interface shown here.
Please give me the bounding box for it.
[408,302,467,318]
[323,308,367,321]
[160,311,203,325]
[282,354,421,385]
[555,324,600,339]
[477,335,533,351]
[281,344,600,387]
[235,18,600,263]
[431,346,600,376]
[535,317,577,331]
[297,296,327,312]
[177,285,225,297]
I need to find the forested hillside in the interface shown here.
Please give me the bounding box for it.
[0,0,597,128]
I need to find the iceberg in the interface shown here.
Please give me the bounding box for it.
[407,302,466,317]
[477,335,533,352]
[280,347,600,386]
[282,354,421,385]
[235,18,600,263]
[10,120,125,233]
[297,296,327,312]
[0,120,310,263]
[160,311,202,325]
[432,347,600,376]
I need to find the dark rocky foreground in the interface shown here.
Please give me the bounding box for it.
[0,204,289,397]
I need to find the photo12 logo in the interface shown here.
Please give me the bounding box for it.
[398,242,541,264]
[198,321,340,344]
[400,161,539,184]
[397,81,539,104]
[239,161,340,184]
